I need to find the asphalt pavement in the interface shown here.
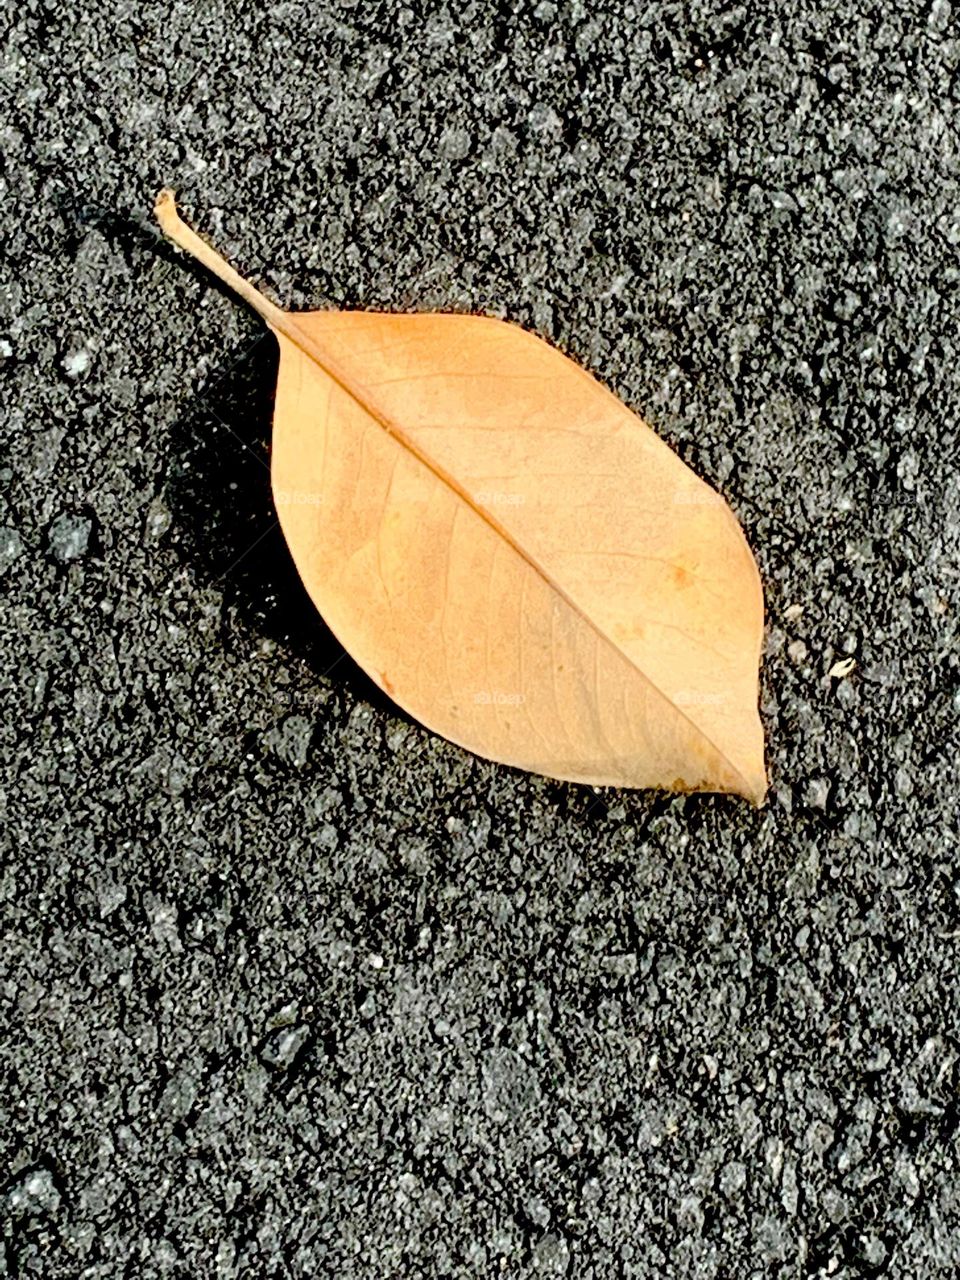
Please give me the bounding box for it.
[3,2,960,1275]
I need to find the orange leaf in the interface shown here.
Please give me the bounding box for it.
[156,191,766,804]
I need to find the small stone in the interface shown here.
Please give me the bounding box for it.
[312,786,342,816]
[160,1069,197,1121]
[482,1047,539,1122]
[358,991,376,1019]
[720,1161,747,1197]
[215,1238,237,1276]
[865,1045,891,1071]
[788,639,808,664]
[862,1236,887,1265]
[929,0,952,31]
[313,822,339,852]
[805,777,830,809]
[835,289,861,320]
[775,784,793,814]
[62,347,92,377]
[97,878,127,918]
[524,1195,551,1227]
[264,714,313,768]
[48,513,92,562]
[894,767,914,798]
[781,1160,799,1215]
[896,1154,920,1199]
[532,1234,569,1273]
[0,526,24,574]
[385,721,411,752]
[6,1168,60,1215]
[153,1238,178,1270]
[260,1024,310,1069]
[144,497,172,545]
[440,126,472,161]
[677,1194,704,1233]
[146,896,181,951]
[581,1177,601,1204]
[527,103,562,135]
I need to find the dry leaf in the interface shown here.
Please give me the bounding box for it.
[828,656,857,679]
[156,191,767,804]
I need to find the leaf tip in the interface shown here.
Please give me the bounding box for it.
[742,770,768,808]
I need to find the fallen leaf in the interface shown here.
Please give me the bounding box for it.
[155,190,767,803]
[828,656,857,679]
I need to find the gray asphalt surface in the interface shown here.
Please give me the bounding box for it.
[3,2,960,1276]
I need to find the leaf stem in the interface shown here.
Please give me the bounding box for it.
[154,189,287,330]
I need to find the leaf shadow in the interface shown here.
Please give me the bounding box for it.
[165,333,401,720]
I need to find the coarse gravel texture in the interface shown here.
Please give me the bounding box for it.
[3,1,960,1276]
